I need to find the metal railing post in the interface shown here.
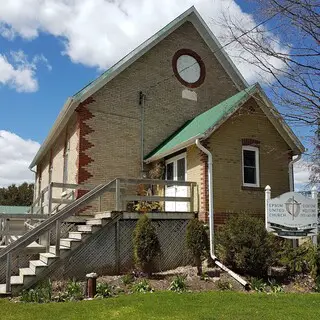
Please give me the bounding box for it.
[5,252,12,293]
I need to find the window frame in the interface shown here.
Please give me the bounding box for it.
[165,153,187,182]
[242,145,260,188]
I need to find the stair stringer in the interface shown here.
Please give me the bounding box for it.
[11,212,122,295]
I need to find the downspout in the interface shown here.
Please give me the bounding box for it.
[289,154,302,192]
[195,139,250,289]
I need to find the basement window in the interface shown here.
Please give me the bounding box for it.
[242,146,260,187]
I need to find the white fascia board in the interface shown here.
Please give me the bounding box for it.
[190,10,248,91]
[80,7,248,103]
[78,7,197,103]
[254,85,305,154]
[144,134,204,163]
[29,97,76,169]
[201,84,305,155]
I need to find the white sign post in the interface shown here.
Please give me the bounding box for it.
[265,186,318,243]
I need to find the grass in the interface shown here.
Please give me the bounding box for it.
[1,292,320,320]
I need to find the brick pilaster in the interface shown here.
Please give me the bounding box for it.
[75,97,95,199]
[199,139,210,223]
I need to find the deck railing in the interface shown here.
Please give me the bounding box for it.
[0,178,197,293]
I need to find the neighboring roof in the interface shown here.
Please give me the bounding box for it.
[145,83,305,162]
[0,206,30,215]
[30,6,248,169]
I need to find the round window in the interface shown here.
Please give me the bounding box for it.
[172,49,205,88]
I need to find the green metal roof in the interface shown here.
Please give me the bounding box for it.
[0,206,30,214]
[145,84,257,161]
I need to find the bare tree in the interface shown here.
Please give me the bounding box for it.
[218,0,319,183]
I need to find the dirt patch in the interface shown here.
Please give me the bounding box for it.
[95,264,246,293]
[282,274,316,293]
[16,265,317,299]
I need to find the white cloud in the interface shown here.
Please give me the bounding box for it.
[0,130,40,187]
[0,23,15,40]
[0,50,51,92]
[294,159,311,190]
[0,0,288,83]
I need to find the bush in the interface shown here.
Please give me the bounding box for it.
[168,275,187,292]
[121,273,134,286]
[250,278,267,292]
[95,283,113,298]
[216,215,273,277]
[133,214,160,276]
[216,279,233,291]
[20,279,52,303]
[64,279,83,301]
[133,279,154,293]
[186,219,209,275]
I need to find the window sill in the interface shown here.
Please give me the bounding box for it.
[241,186,264,192]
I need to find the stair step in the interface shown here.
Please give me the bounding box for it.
[94,212,112,219]
[20,268,36,277]
[86,219,103,225]
[29,260,47,272]
[60,238,81,247]
[77,224,101,232]
[68,231,86,240]
[49,245,70,255]
[11,275,23,285]
[39,252,57,264]
[0,284,7,294]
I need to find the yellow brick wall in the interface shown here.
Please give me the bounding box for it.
[186,144,201,211]
[34,21,243,213]
[77,21,241,211]
[207,98,291,221]
[67,115,78,185]
[84,21,238,187]
[36,114,78,206]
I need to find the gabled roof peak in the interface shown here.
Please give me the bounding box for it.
[30,6,248,168]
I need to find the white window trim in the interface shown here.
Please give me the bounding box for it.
[242,146,260,187]
[165,153,187,181]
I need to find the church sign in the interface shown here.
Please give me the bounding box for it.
[265,186,318,239]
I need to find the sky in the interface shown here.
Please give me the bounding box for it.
[0,0,313,189]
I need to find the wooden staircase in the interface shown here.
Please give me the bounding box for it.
[0,178,196,296]
[0,211,118,295]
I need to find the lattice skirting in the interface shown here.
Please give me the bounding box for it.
[50,218,193,280]
[0,253,38,283]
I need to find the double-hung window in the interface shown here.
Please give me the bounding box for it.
[242,146,260,187]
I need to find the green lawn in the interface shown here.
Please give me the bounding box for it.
[1,292,320,320]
